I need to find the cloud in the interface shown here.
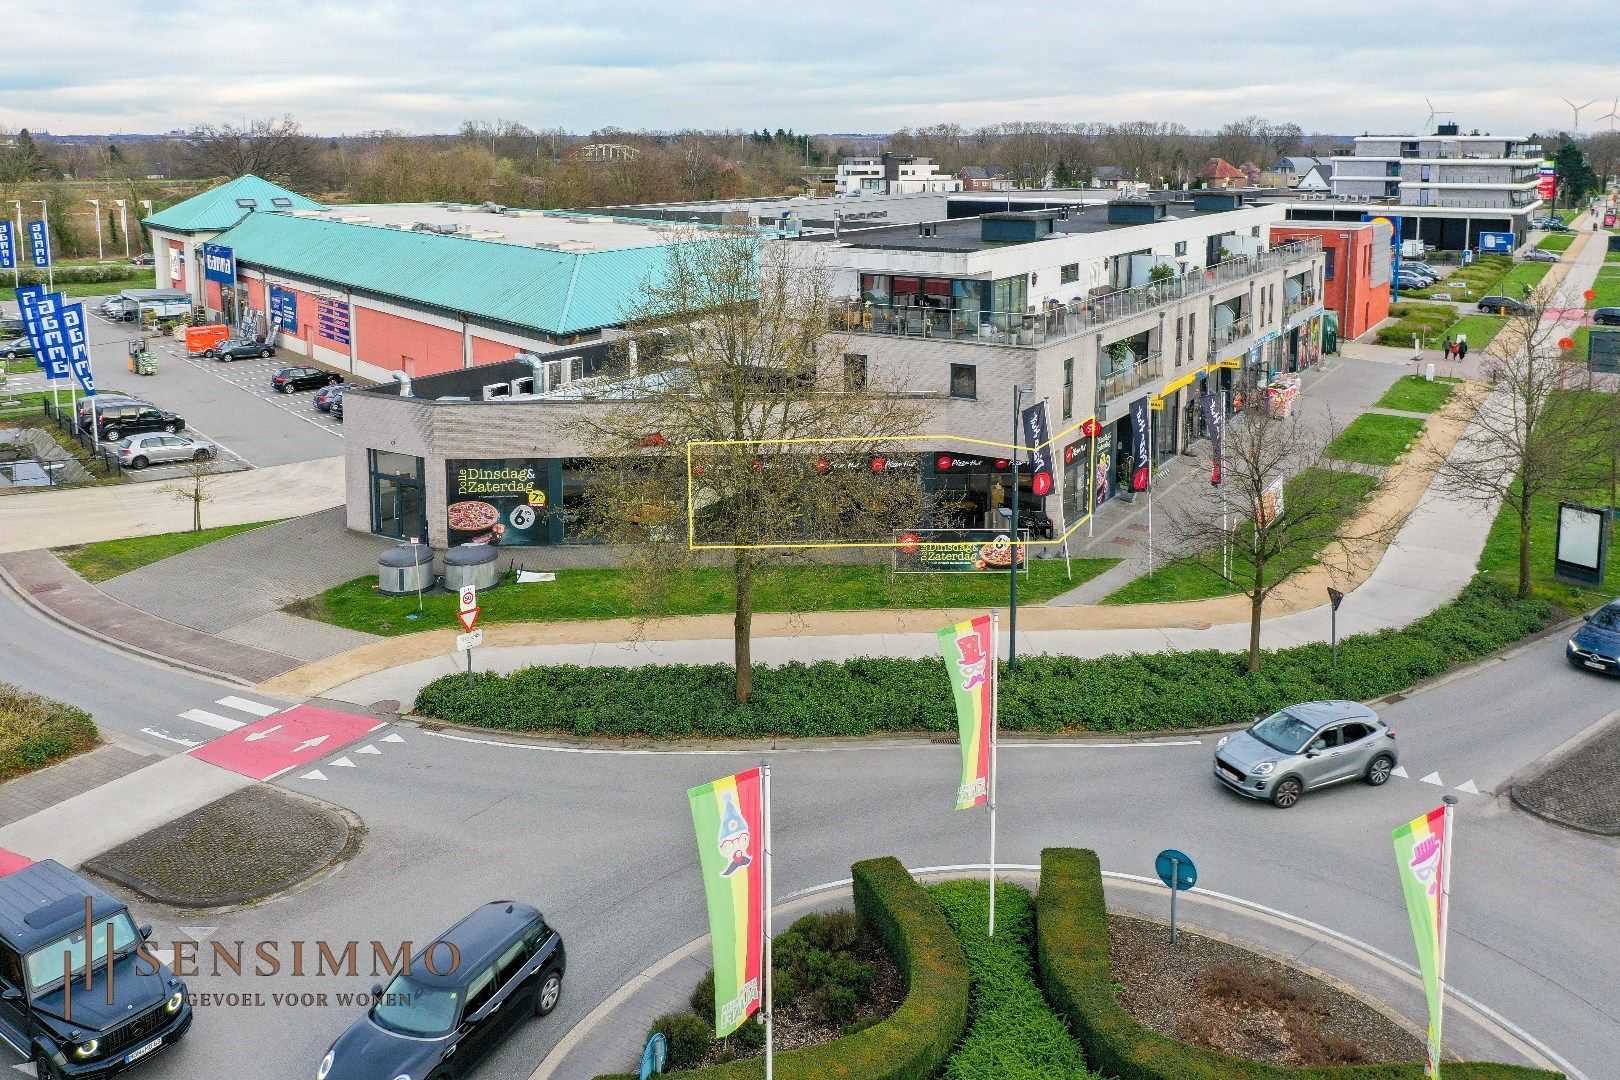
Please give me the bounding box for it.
[5,0,1618,135]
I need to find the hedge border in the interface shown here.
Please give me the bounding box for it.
[0,683,99,784]
[594,856,969,1080]
[1033,847,1564,1080]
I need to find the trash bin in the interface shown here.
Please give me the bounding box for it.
[443,544,500,592]
[378,544,434,596]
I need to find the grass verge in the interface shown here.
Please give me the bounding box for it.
[1441,313,1506,351]
[1537,234,1575,252]
[1326,413,1427,467]
[1587,264,1620,309]
[1496,261,1551,298]
[0,683,99,783]
[1373,374,1461,413]
[1374,302,1458,348]
[57,520,283,583]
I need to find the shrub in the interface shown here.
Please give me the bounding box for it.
[0,683,99,783]
[1034,847,1563,1080]
[417,578,1555,741]
[649,1011,713,1070]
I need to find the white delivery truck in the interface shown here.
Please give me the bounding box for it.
[1400,238,1428,259]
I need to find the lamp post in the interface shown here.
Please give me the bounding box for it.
[1327,587,1345,667]
[87,199,104,261]
[113,199,130,259]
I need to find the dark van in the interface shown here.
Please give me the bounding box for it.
[318,901,565,1080]
[0,860,191,1077]
[94,404,184,443]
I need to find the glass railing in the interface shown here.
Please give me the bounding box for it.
[1210,315,1252,350]
[1097,351,1164,401]
[1285,291,1317,317]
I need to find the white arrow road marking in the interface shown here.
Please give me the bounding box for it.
[329,756,356,768]
[1419,771,1443,786]
[180,708,243,731]
[298,769,328,781]
[1455,779,1480,794]
[217,696,279,717]
[244,724,284,742]
[356,744,381,755]
[140,727,202,748]
[294,735,329,752]
[175,925,218,941]
[1391,766,1409,778]
[382,733,405,744]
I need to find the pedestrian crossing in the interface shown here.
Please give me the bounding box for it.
[142,694,288,748]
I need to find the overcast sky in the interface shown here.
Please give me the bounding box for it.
[7,0,1620,137]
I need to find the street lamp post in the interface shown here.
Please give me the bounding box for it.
[87,199,104,262]
[113,199,130,259]
[1327,587,1345,667]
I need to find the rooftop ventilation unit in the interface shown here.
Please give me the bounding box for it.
[481,202,508,214]
[917,222,938,237]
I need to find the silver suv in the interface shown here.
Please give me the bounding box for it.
[1213,701,1397,808]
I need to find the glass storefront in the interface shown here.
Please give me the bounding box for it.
[370,451,426,540]
[924,453,1046,529]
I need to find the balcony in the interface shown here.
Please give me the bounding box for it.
[1097,350,1164,401]
[1210,315,1252,352]
[1284,290,1318,318]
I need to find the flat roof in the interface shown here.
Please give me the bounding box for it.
[305,204,687,253]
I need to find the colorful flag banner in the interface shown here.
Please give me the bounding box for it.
[0,221,15,270]
[939,615,993,810]
[1392,805,1449,1078]
[16,287,72,380]
[688,767,764,1037]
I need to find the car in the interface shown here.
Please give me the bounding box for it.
[1401,261,1442,280]
[330,394,345,421]
[1477,295,1528,315]
[1567,600,1620,674]
[1542,221,1573,233]
[206,338,274,362]
[75,395,151,428]
[271,366,341,394]
[0,859,191,1078]
[1593,307,1620,327]
[1395,274,1432,291]
[1521,248,1560,263]
[115,432,216,470]
[313,383,350,412]
[1,336,35,360]
[95,403,185,443]
[0,317,23,336]
[317,901,565,1080]
[129,253,155,267]
[1213,701,1398,808]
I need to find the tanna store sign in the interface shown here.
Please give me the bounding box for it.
[202,243,236,286]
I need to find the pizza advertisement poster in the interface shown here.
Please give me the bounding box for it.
[445,459,550,546]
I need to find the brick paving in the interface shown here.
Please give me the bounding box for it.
[0,744,155,828]
[1511,716,1620,835]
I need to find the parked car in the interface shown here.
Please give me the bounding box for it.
[1213,701,1397,808]
[1593,307,1620,327]
[1477,295,1528,315]
[0,859,192,1078]
[206,338,274,361]
[0,316,23,336]
[1,336,35,360]
[330,393,346,422]
[115,432,216,469]
[1542,221,1573,233]
[271,365,341,394]
[1568,601,1620,675]
[1521,248,1560,263]
[1401,262,1442,281]
[317,902,565,1080]
[313,383,350,412]
[129,252,155,267]
[76,395,151,427]
[96,403,185,442]
[1395,273,1432,291]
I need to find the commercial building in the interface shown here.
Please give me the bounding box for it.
[1269,222,1391,341]
[835,154,962,196]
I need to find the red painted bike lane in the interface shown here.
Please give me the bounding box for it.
[189,704,386,781]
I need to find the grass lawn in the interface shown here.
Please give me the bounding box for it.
[1537,234,1575,252]
[298,557,1121,636]
[1587,265,1620,309]
[57,521,283,583]
[1102,469,1379,605]
[1374,374,1462,413]
[1607,252,1620,263]
[55,270,155,299]
[1496,262,1552,298]
[4,360,36,375]
[1441,313,1506,351]
[1327,413,1427,467]
[1480,481,1620,615]
[0,391,51,419]
[1374,302,1458,348]
[1559,208,1583,225]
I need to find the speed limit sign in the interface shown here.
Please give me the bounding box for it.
[458,585,477,613]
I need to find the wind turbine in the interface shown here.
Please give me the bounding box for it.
[1600,97,1620,131]
[1423,97,1452,133]
[1562,97,1599,132]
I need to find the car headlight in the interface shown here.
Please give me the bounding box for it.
[1568,638,1579,651]
[167,989,184,1013]
[1216,734,1228,749]
[391,1074,412,1080]
[317,1050,335,1079]
[73,1040,99,1059]
[1252,761,1275,776]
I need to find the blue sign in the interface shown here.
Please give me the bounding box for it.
[202,242,236,286]
[1363,212,1402,297]
[639,1032,668,1079]
[316,296,350,346]
[0,222,14,270]
[59,301,96,396]
[269,285,298,332]
[16,287,73,380]
[1479,231,1515,254]
[25,220,50,268]
[1155,848,1197,892]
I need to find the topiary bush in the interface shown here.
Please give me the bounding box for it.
[648,1011,713,1070]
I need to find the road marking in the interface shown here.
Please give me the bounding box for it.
[329,756,355,768]
[244,724,284,742]
[180,708,244,731]
[298,769,328,781]
[1419,771,1443,785]
[424,730,1201,757]
[218,696,280,717]
[1455,779,1480,794]
[295,735,329,752]
[381,733,405,743]
[355,744,381,755]
[1391,765,1409,778]
[139,727,202,748]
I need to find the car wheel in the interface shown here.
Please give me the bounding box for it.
[261,349,272,358]
[203,349,216,359]
[1366,754,1395,786]
[32,1051,63,1080]
[169,422,183,433]
[104,427,120,441]
[130,455,148,469]
[193,449,211,461]
[281,383,294,394]
[536,969,563,1016]
[1270,777,1303,809]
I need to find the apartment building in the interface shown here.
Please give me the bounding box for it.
[836,153,963,196]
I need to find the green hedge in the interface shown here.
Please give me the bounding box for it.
[597,857,969,1080]
[415,578,1554,738]
[0,683,98,783]
[1034,848,1563,1080]
[12,264,145,286]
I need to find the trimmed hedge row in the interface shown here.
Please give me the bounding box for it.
[12,264,145,286]
[0,683,98,783]
[595,857,969,1080]
[1034,848,1564,1080]
[415,578,1555,738]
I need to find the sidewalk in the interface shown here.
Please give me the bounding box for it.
[533,868,1562,1080]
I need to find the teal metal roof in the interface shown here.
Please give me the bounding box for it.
[210,211,718,336]
[143,175,324,234]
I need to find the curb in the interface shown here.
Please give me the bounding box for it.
[1506,703,1620,836]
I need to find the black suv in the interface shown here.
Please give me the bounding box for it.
[318,902,565,1080]
[0,860,191,1078]
[271,366,341,394]
[95,404,184,443]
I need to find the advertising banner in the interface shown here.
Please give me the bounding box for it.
[15,286,73,379]
[316,296,350,346]
[1257,476,1285,527]
[1199,390,1223,486]
[1537,163,1556,202]
[58,302,96,395]
[687,768,764,1037]
[202,243,236,286]
[25,220,50,268]
[445,459,550,546]
[1129,395,1151,491]
[894,528,1027,573]
[1020,400,1055,497]
[1477,231,1515,254]
[0,221,14,270]
[268,285,298,333]
[938,615,993,809]
[1392,806,1449,1078]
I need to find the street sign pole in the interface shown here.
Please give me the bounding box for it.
[1327,587,1345,667]
[457,584,480,687]
[1009,387,1021,674]
[1170,856,1180,943]
[1155,848,1197,946]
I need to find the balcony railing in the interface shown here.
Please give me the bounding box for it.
[1210,314,1252,351]
[1097,351,1164,401]
[1284,291,1318,318]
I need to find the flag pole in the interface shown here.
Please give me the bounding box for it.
[1436,793,1457,1077]
[761,761,774,1080]
[988,610,1000,937]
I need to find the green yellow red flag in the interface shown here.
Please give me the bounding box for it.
[688,767,764,1036]
[1392,804,1449,1078]
[938,615,993,810]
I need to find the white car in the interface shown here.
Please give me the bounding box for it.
[116,432,217,469]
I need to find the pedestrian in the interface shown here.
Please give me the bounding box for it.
[1443,335,1454,358]
[1458,335,1469,361]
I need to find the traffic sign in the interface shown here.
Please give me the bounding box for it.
[457,628,484,651]
[458,585,477,613]
[456,606,480,633]
[1155,848,1197,945]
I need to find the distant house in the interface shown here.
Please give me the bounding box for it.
[1090,165,1126,189]
[1270,156,1335,190]
[1296,160,1334,192]
[1198,158,1248,189]
[959,166,1012,191]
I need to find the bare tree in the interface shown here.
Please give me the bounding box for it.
[1162,409,1390,672]
[184,116,319,184]
[1439,284,1611,599]
[167,456,218,532]
[574,233,926,701]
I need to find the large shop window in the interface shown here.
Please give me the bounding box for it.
[370,451,426,541]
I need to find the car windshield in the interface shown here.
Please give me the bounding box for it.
[25,913,140,994]
[1590,607,1620,631]
[371,974,461,1037]
[1249,710,1319,754]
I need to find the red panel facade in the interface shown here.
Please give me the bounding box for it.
[354,304,462,375]
[471,336,522,367]
[1270,224,1390,342]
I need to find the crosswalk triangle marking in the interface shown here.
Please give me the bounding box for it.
[356,744,381,755]
[1455,779,1480,794]
[382,733,405,743]
[1419,771,1443,786]
[330,756,356,768]
[299,769,328,781]
[1391,765,1409,778]
[15,1062,37,1076]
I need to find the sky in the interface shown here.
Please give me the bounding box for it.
[6,0,1620,137]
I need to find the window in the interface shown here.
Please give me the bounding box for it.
[1062,358,1074,419]
[1060,263,1079,284]
[1175,318,1184,366]
[1187,313,1197,363]
[464,965,498,1016]
[950,364,977,400]
[1324,248,1337,280]
[843,353,867,391]
[495,939,528,990]
[1174,240,1188,257]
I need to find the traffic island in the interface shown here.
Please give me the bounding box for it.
[84,784,362,908]
[1510,716,1620,835]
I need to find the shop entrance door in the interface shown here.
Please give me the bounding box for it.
[370,451,427,540]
